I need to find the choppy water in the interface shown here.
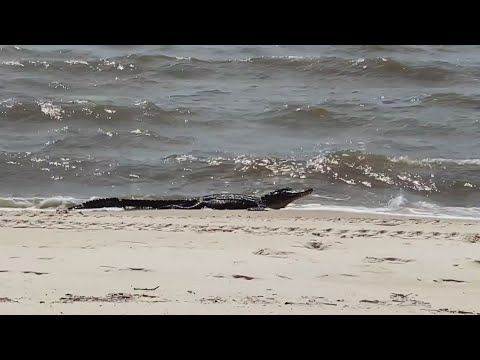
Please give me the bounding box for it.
[1,45,480,218]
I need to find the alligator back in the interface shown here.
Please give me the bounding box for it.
[120,198,198,209]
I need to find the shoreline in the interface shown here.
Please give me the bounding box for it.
[1,206,480,223]
[1,209,479,314]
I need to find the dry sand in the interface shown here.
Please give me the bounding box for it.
[0,209,479,314]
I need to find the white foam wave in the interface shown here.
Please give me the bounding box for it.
[65,60,89,65]
[0,196,87,211]
[387,194,408,210]
[291,195,480,220]
[38,102,63,120]
[390,156,480,166]
[3,61,24,67]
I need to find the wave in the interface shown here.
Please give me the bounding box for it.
[0,99,202,126]
[3,150,480,195]
[256,104,368,128]
[0,196,80,209]
[160,151,480,195]
[304,151,480,193]
[224,56,460,82]
[0,52,215,80]
[421,93,480,109]
[1,50,472,83]
[0,58,142,75]
[390,156,480,166]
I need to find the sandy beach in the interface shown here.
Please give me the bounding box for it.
[0,209,479,315]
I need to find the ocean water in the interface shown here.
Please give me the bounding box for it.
[1,45,480,218]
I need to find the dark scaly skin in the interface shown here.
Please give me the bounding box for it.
[68,188,313,211]
[170,193,266,211]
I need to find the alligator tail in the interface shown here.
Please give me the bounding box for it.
[68,197,123,210]
[68,198,199,210]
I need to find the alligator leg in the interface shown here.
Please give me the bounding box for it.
[171,201,206,210]
[247,206,267,211]
[247,201,267,211]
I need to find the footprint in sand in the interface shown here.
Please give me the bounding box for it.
[253,248,294,258]
[0,297,17,303]
[276,274,292,280]
[100,265,118,272]
[433,279,468,284]
[212,274,257,281]
[303,241,331,251]
[364,256,413,264]
[339,273,359,278]
[232,274,256,280]
[466,234,480,243]
[22,271,48,275]
[121,267,152,272]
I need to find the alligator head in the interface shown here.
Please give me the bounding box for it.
[261,187,313,209]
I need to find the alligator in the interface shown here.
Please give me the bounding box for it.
[68,187,313,211]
